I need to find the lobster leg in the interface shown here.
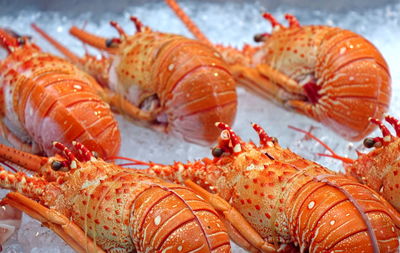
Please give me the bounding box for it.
[185,180,276,253]
[3,192,105,253]
[103,90,154,122]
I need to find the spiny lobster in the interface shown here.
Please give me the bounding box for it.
[32,16,237,145]
[165,0,391,141]
[0,142,231,252]
[120,123,400,252]
[0,28,120,158]
[291,115,400,214]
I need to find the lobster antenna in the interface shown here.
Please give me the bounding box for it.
[31,24,84,66]
[215,122,242,153]
[251,123,274,147]
[164,0,212,45]
[288,125,354,164]
[284,14,300,28]
[384,115,400,137]
[110,21,127,39]
[106,156,159,166]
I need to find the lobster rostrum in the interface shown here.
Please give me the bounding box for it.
[291,115,400,214]
[0,142,231,252]
[165,0,391,141]
[0,28,120,158]
[32,16,237,145]
[130,123,400,252]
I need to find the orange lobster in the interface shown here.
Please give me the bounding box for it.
[32,16,237,145]
[0,142,231,252]
[119,123,400,252]
[0,28,120,158]
[291,115,400,214]
[165,0,391,141]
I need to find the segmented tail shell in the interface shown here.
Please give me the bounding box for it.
[288,175,398,252]
[0,46,120,157]
[131,182,231,252]
[314,28,391,140]
[151,37,237,144]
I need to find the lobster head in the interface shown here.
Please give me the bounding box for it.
[210,122,287,166]
[0,28,36,54]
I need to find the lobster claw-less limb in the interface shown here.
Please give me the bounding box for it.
[2,193,104,253]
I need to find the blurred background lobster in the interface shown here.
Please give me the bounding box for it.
[290,115,400,214]
[0,141,231,252]
[164,0,391,142]
[117,123,400,252]
[32,16,238,145]
[0,28,121,158]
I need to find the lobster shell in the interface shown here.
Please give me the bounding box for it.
[0,142,231,252]
[0,28,120,157]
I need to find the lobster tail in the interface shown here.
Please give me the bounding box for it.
[152,39,237,144]
[130,182,231,252]
[314,28,391,140]
[0,45,121,158]
[288,174,399,252]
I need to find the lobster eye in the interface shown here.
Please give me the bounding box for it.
[105,38,120,48]
[363,138,375,148]
[51,160,64,171]
[212,147,224,157]
[270,137,278,143]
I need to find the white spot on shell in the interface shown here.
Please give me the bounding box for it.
[70,160,77,169]
[349,76,354,81]
[154,215,161,225]
[384,135,391,142]
[330,220,335,225]
[339,47,346,54]
[168,64,175,71]
[214,52,220,58]
[308,201,315,209]
[177,246,183,251]
[73,84,82,90]
[233,144,242,153]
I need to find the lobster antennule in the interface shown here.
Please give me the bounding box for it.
[215,122,242,153]
[288,125,354,164]
[262,12,283,29]
[109,21,127,39]
[369,117,392,146]
[31,24,83,66]
[0,143,46,172]
[384,115,400,137]
[251,123,275,147]
[284,14,300,28]
[130,16,144,33]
